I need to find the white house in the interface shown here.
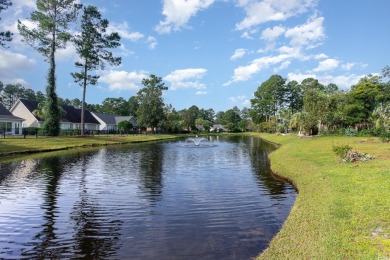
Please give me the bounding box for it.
[0,102,23,135]
[92,112,137,131]
[10,99,100,131]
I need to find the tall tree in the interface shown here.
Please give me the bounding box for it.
[18,0,81,136]
[101,97,129,115]
[128,96,139,117]
[71,5,121,135]
[136,75,168,131]
[251,74,286,122]
[0,0,12,48]
[181,105,199,131]
[0,83,37,109]
[285,80,303,115]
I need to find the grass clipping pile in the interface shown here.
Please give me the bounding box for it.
[332,144,374,163]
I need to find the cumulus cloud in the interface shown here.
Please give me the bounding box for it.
[287,72,365,88]
[229,95,250,107]
[236,0,318,31]
[285,15,325,48]
[313,58,340,72]
[261,25,286,41]
[196,90,208,95]
[99,70,149,92]
[225,49,302,85]
[0,50,36,82]
[146,36,158,50]
[230,48,247,60]
[164,68,207,90]
[108,22,144,42]
[155,0,215,34]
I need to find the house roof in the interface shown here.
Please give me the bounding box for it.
[0,102,23,121]
[115,116,136,125]
[92,112,117,125]
[18,99,99,124]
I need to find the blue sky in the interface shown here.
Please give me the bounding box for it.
[1,0,389,112]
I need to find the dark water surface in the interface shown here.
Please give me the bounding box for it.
[0,135,296,259]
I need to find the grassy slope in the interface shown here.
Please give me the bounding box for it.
[0,134,179,157]
[250,133,390,259]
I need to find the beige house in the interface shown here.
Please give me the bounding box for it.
[0,102,23,135]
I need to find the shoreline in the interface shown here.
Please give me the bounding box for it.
[248,133,390,259]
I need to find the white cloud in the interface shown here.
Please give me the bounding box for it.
[313,58,340,72]
[225,48,302,85]
[146,36,158,50]
[99,70,149,92]
[314,53,328,60]
[7,0,36,16]
[285,15,325,48]
[164,68,208,90]
[0,50,36,82]
[230,48,247,60]
[261,25,286,41]
[155,0,215,34]
[287,72,316,83]
[236,0,318,31]
[196,91,208,95]
[229,95,250,107]
[276,60,291,71]
[57,43,77,62]
[287,72,365,88]
[108,22,144,42]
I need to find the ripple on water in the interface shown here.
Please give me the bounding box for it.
[0,136,296,259]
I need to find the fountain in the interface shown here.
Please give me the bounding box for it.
[179,136,215,147]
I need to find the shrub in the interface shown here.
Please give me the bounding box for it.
[332,144,353,160]
[332,144,374,163]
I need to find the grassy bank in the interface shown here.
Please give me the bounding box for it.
[249,133,390,259]
[0,134,179,157]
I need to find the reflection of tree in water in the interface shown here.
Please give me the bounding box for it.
[137,144,164,203]
[22,156,66,258]
[245,136,292,196]
[70,154,122,258]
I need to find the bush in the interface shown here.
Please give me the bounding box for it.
[332,144,374,163]
[332,144,353,159]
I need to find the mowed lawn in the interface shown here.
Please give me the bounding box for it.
[251,133,390,259]
[0,134,179,157]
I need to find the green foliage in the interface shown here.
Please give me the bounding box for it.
[118,120,133,133]
[251,74,286,122]
[18,0,81,136]
[260,120,276,133]
[136,75,167,129]
[332,144,353,159]
[71,4,121,135]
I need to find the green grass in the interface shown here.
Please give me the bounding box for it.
[0,134,179,157]
[247,133,390,259]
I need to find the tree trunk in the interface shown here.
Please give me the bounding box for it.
[81,60,88,136]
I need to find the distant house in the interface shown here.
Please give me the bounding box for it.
[92,112,137,131]
[210,124,228,132]
[10,99,100,131]
[0,102,23,135]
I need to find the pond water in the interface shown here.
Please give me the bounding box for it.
[0,135,296,259]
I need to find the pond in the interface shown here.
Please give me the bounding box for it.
[0,135,296,259]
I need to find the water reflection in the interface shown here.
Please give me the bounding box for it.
[137,144,164,203]
[70,154,122,258]
[0,136,296,259]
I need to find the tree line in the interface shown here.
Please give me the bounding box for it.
[250,66,390,138]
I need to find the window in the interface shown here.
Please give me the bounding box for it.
[0,122,13,132]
